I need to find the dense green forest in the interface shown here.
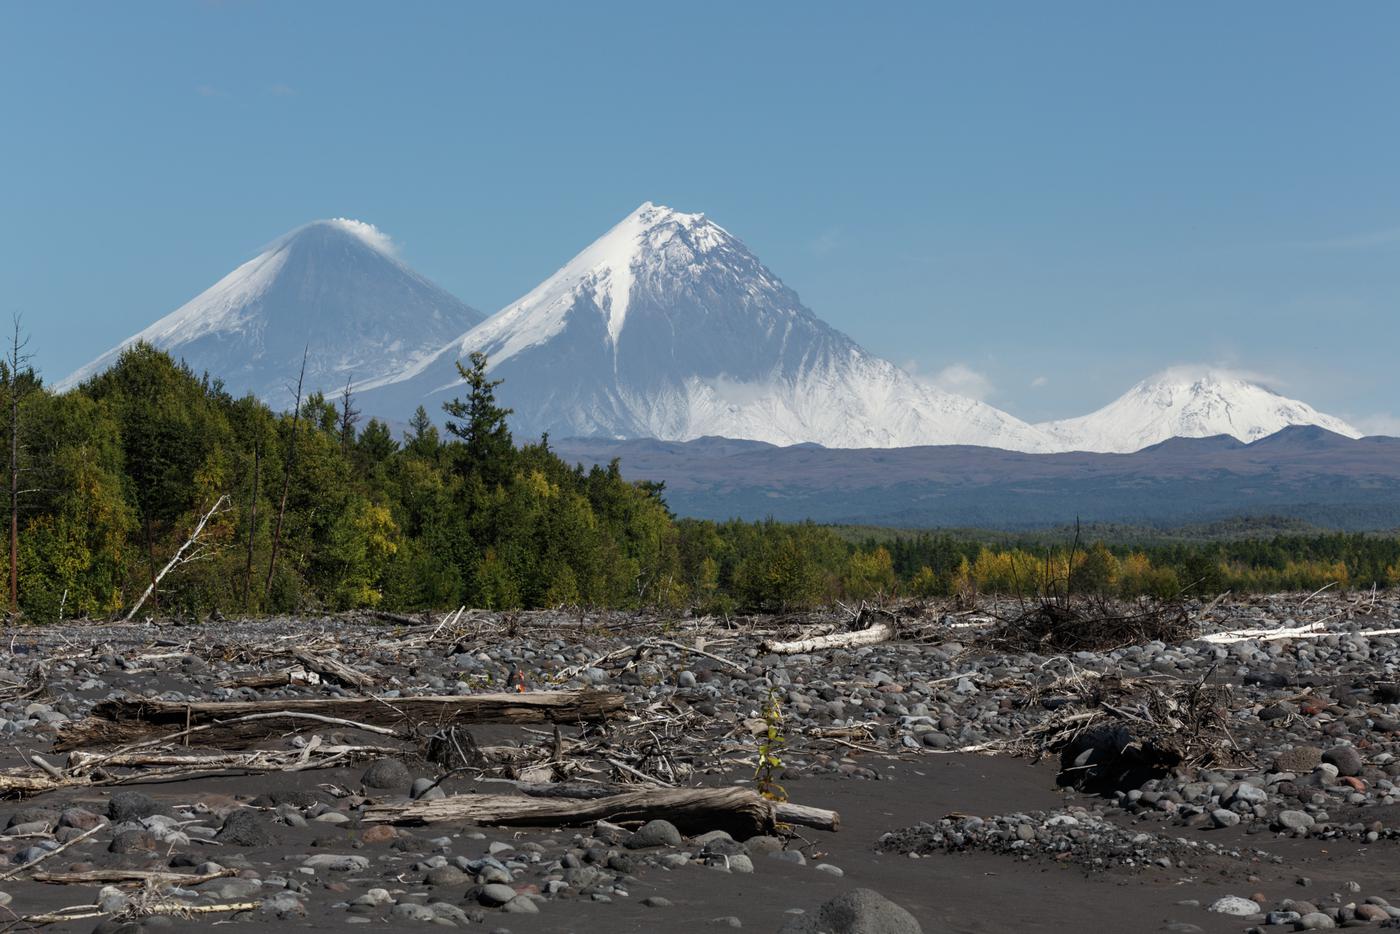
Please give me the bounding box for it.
[2,341,1398,623]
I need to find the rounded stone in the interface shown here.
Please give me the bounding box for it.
[624,819,683,849]
[477,883,517,906]
[1208,896,1261,916]
[361,758,413,790]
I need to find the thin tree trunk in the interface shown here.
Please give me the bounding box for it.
[243,442,260,609]
[8,357,16,614]
[6,318,28,615]
[264,348,307,601]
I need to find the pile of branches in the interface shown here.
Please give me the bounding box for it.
[989,595,1195,654]
[1013,667,1240,793]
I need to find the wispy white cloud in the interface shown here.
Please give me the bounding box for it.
[268,83,296,97]
[325,218,399,257]
[1030,375,1049,388]
[1282,226,1400,252]
[809,227,841,255]
[195,84,229,98]
[928,362,994,400]
[1149,362,1286,391]
[1353,413,1400,438]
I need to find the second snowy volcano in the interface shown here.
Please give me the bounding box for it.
[361,203,1053,451]
[1038,369,1362,453]
[59,219,484,408]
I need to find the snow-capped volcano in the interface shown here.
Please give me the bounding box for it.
[1038,368,1362,453]
[360,203,1055,451]
[58,219,483,408]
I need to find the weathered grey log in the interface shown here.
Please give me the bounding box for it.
[362,786,839,838]
[53,690,623,751]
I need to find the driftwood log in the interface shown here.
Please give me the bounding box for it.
[54,691,623,751]
[362,786,839,838]
[32,868,237,886]
[763,619,895,654]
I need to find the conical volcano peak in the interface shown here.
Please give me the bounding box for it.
[272,218,400,259]
[360,204,1056,452]
[57,219,483,406]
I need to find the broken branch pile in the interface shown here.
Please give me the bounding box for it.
[990,596,1195,654]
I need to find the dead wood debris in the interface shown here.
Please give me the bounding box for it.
[988,596,1195,654]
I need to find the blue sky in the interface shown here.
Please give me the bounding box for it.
[4,2,1398,429]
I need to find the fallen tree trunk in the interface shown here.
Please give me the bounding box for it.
[362,786,839,838]
[55,691,622,751]
[763,619,895,655]
[0,745,402,799]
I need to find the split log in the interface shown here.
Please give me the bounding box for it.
[362,786,839,838]
[55,690,623,751]
[763,619,895,654]
[290,649,375,691]
[216,667,315,689]
[0,773,67,796]
[64,744,399,775]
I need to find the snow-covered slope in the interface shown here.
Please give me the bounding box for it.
[360,203,1056,451]
[58,220,483,409]
[1038,369,1362,453]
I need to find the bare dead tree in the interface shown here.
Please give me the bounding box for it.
[5,317,33,615]
[337,377,360,454]
[243,441,260,609]
[264,347,307,601]
[124,494,230,622]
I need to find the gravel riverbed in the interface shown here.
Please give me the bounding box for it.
[0,595,1398,933]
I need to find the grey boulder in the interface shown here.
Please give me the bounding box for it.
[778,888,922,934]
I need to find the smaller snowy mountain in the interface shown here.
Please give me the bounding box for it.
[58,220,483,409]
[360,202,1056,451]
[1038,368,1362,453]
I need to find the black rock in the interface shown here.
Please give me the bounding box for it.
[1058,724,1178,793]
[109,829,159,854]
[1322,745,1364,777]
[361,758,413,790]
[217,809,277,847]
[777,888,922,934]
[6,807,55,829]
[107,792,161,823]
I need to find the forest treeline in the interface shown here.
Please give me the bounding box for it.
[3,342,1399,622]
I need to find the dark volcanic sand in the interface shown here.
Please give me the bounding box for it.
[3,756,1388,933]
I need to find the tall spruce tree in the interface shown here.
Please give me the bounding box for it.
[443,352,514,485]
